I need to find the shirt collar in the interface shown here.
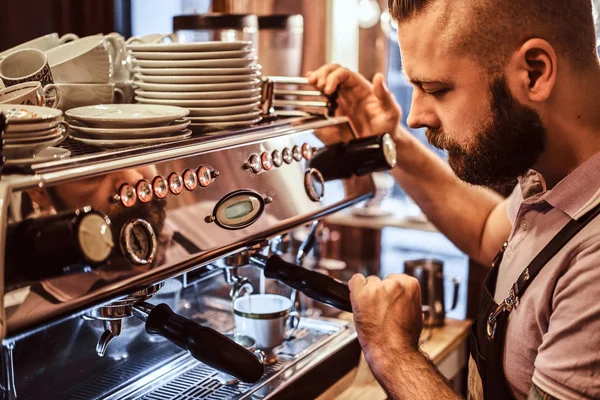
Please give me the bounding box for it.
[519,150,600,220]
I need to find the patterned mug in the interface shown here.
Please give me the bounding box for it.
[0,81,60,108]
[0,49,54,88]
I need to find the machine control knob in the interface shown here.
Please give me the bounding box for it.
[245,154,262,173]
[272,150,283,167]
[261,152,273,171]
[282,148,293,164]
[304,168,325,202]
[292,145,302,161]
[197,165,212,187]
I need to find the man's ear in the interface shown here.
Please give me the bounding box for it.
[505,38,557,104]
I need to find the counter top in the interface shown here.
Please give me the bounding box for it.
[317,316,472,400]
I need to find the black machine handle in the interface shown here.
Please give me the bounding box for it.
[134,303,264,383]
[251,254,352,313]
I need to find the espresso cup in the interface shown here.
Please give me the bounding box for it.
[0,82,47,106]
[43,83,123,111]
[233,294,300,351]
[0,49,54,87]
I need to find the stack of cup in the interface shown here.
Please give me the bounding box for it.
[42,34,126,110]
[0,48,60,108]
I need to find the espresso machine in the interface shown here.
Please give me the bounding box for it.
[0,90,397,399]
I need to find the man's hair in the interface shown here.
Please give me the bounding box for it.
[389,0,598,73]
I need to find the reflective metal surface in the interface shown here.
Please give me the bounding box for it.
[1,116,374,340]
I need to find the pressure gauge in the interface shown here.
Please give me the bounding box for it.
[120,219,157,265]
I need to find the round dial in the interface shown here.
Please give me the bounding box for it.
[272,150,283,167]
[261,152,273,171]
[119,184,136,208]
[183,169,198,191]
[304,168,325,202]
[168,173,184,195]
[120,219,157,265]
[77,211,114,264]
[197,165,212,187]
[136,180,153,203]
[292,145,302,161]
[282,148,293,164]
[301,143,313,160]
[382,133,397,168]
[153,176,169,199]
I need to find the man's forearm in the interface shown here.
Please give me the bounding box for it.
[367,344,460,400]
[391,127,503,264]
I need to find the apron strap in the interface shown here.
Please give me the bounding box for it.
[488,200,600,340]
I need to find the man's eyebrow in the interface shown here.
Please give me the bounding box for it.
[401,69,453,85]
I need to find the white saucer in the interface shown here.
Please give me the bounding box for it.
[133,80,261,92]
[70,129,192,148]
[69,119,190,139]
[134,57,257,69]
[66,104,189,128]
[188,103,261,117]
[190,117,262,129]
[135,95,262,107]
[188,110,262,122]
[6,117,64,133]
[126,41,251,52]
[135,74,259,84]
[134,66,260,76]
[134,88,261,100]
[0,104,63,123]
[131,49,252,60]
[5,147,71,166]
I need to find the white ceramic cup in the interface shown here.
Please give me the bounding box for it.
[43,83,123,111]
[0,82,46,106]
[0,33,79,60]
[0,49,54,87]
[233,294,300,350]
[46,35,118,83]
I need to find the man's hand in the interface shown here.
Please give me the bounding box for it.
[307,65,402,139]
[348,273,423,370]
[348,274,459,400]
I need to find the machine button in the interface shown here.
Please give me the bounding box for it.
[245,154,262,173]
[304,168,325,202]
[119,184,137,208]
[183,169,198,191]
[136,180,153,203]
[272,150,283,167]
[152,176,169,199]
[261,152,273,171]
[282,147,293,164]
[302,143,313,160]
[197,166,212,187]
[292,145,302,161]
[168,173,184,195]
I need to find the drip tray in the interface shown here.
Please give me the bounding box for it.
[109,318,356,400]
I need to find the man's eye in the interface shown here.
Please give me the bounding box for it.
[426,89,450,98]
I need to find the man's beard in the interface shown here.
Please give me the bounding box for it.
[426,77,546,186]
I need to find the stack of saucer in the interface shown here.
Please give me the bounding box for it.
[65,104,191,149]
[127,41,262,130]
[0,104,70,165]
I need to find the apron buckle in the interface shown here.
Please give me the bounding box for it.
[487,293,516,341]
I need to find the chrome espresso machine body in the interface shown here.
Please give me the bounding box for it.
[0,105,397,398]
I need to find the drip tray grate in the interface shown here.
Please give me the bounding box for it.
[121,319,346,400]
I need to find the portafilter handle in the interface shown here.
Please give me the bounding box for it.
[133,302,264,383]
[250,254,352,313]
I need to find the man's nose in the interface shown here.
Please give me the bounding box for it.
[406,92,439,130]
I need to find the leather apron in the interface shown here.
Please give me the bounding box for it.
[469,202,600,399]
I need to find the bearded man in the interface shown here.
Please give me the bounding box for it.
[308,0,600,399]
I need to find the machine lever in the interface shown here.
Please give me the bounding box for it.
[133,302,264,383]
[250,254,352,313]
